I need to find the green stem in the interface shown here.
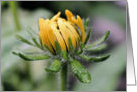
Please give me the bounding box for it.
[9,1,21,31]
[60,63,67,91]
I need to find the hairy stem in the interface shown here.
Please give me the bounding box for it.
[60,63,67,91]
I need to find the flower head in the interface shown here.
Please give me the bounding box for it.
[39,9,86,53]
[13,9,110,84]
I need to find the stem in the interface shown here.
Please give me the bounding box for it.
[60,63,67,91]
[9,1,21,31]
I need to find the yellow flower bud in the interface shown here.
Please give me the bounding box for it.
[39,9,86,53]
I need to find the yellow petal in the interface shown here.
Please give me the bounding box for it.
[50,22,67,51]
[76,15,86,43]
[46,21,57,50]
[64,21,80,39]
[65,9,77,23]
[39,18,48,45]
[65,9,73,21]
[51,12,61,21]
[63,21,80,48]
[58,19,77,50]
[65,10,86,43]
[39,18,54,53]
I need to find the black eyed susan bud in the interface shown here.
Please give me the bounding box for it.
[39,9,86,54]
[13,9,110,85]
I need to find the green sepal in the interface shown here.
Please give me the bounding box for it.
[16,35,33,45]
[55,41,61,55]
[69,59,91,83]
[76,38,80,51]
[61,51,68,60]
[12,51,50,61]
[75,43,85,55]
[79,54,110,62]
[27,27,38,37]
[75,43,84,55]
[43,45,49,51]
[43,45,55,55]
[75,38,81,55]
[84,27,91,45]
[39,37,43,49]
[26,28,42,49]
[84,18,90,32]
[81,43,85,49]
[32,38,41,48]
[45,59,62,73]
[85,43,107,52]
[85,18,89,26]
[68,38,74,53]
[85,30,110,49]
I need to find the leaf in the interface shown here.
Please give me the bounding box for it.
[85,43,107,52]
[39,37,43,48]
[85,30,110,49]
[26,28,42,49]
[84,18,90,27]
[27,27,38,37]
[1,9,54,91]
[68,38,74,53]
[45,59,61,73]
[84,18,90,32]
[16,35,33,45]
[73,44,126,91]
[75,39,82,55]
[84,27,91,45]
[81,43,85,49]
[12,51,50,61]
[79,54,110,62]
[32,38,41,48]
[69,59,91,83]
[55,41,61,55]
[61,51,68,60]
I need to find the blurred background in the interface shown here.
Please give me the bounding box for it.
[1,1,126,91]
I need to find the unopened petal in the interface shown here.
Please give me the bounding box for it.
[76,15,86,43]
[39,18,54,53]
[50,22,67,51]
[51,12,61,21]
[58,19,77,50]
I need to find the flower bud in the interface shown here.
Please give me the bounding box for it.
[39,9,86,54]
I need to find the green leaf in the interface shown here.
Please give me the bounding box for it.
[61,51,68,60]
[45,59,61,73]
[27,27,38,37]
[84,18,90,32]
[84,27,91,45]
[68,38,74,53]
[16,35,33,45]
[85,43,107,52]
[79,54,110,62]
[32,38,41,48]
[85,18,90,26]
[75,43,85,55]
[1,9,54,91]
[85,30,110,49]
[39,37,43,48]
[73,44,126,91]
[26,28,42,49]
[75,39,82,55]
[69,59,91,83]
[12,51,50,61]
[55,41,61,55]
